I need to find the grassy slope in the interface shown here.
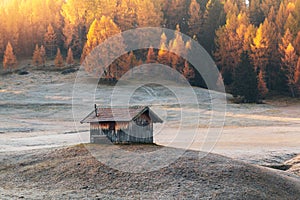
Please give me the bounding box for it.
[0,144,300,199]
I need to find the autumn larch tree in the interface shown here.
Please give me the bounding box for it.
[32,44,42,67]
[146,47,157,64]
[281,43,299,97]
[44,24,57,58]
[279,29,294,93]
[257,70,269,99]
[55,48,64,68]
[279,29,293,57]
[250,18,276,93]
[264,8,281,90]
[164,0,187,30]
[183,60,195,81]
[40,45,46,67]
[251,19,275,73]
[61,0,88,59]
[285,0,300,37]
[0,30,5,57]
[232,51,258,103]
[66,48,74,66]
[144,47,157,75]
[260,0,280,19]
[169,25,186,73]
[249,0,264,27]
[125,51,138,77]
[276,2,288,36]
[62,20,84,59]
[294,57,300,96]
[136,0,163,27]
[158,34,170,66]
[215,11,251,85]
[134,0,163,49]
[81,16,123,61]
[294,31,300,56]
[296,58,300,84]
[223,0,239,17]
[188,0,202,37]
[3,42,17,71]
[113,53,130,77]
[81,16,126,78]
[114,0,137,31]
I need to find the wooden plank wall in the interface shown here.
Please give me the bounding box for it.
[89,113,154,144]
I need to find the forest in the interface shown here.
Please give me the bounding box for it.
[0,0,300,101]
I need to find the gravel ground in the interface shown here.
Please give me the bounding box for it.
[0,144,300,199]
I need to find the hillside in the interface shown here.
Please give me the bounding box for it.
[1,144,300,199]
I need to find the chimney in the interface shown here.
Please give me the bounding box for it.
[95,104,98,117]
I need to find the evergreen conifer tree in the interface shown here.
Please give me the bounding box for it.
[232,52,258,103]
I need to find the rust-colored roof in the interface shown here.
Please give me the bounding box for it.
[80,106,163,123]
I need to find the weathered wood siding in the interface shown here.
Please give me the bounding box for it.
[90,112,154,144]
[90,122,114,143]
[128,113,153,143]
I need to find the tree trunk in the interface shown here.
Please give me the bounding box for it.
[290,85,295,98]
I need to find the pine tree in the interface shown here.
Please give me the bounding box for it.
[54,48,64,68]
[188,0,202,37]
[44,24,57,58]
[3,42,17,71]
[232,52,258,103]
[66,48,74,66]
[40,45,46,67]
[32,44,42,67]
[201,0,225,54]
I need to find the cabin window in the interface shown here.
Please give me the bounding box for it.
[135,118,149,126]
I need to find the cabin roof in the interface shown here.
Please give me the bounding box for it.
[80,106,163,124]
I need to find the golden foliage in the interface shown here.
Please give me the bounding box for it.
[66,48,74,65]
[32,44,42,67]
[3,42,17,71]
[54,48,64,68]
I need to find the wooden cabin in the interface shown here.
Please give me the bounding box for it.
[80,106,163,144]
